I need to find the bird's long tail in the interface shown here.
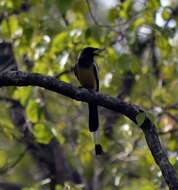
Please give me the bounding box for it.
[88,103,103,155]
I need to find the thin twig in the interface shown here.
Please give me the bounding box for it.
[164,102,178,110]
[85,0,105,27]
[54,67,74,79]
[85,0,120,32]
[85,0,142,31]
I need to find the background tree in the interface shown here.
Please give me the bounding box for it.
[0,0,178,190]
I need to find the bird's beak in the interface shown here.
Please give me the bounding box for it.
[94,48,105,55]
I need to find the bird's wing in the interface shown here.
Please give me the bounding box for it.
[93,64,99,91]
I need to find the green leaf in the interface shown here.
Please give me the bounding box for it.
[169,156,176,165]
[9,15,19,37]
[13,87,32,105]
[147,0,160,10]
[108,8,118,22]
[167,139,177,151]
[5,0,14,10]
[136,112,146,126]
[26,100,39,123]
[1,19,9,37]
[107,48,118,63]
[0,120,14,139]
[51,32,69,53]
[0,150,7,168]
[119,0,133,19]
[132,17,146,28]
[33,123,53,144]
[146,111,155,124]
[162,7,171,21]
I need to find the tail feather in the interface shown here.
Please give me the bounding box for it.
[89,103,103,155]
[88,103,99,132]
[95,144,103,155]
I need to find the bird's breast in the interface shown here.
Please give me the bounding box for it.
[76,66,97,90]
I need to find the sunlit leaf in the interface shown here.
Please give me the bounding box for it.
[169,156,176,166]
[13,87,32,105]
[9,15,19,37]
[26,100,39,123]
[147,0,160,10]
[119,0,133,19]
[33,123,53,144]
[51,32,69,53]
[1,19,9,37]
[162,7,171,21]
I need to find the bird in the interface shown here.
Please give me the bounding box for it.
[74,47,103,155]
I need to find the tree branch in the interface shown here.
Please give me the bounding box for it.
[54,67,74,79]
[0,182,22,190]
[0,71,178,189]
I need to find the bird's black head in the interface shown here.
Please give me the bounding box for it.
[81,47,101,56]
[78,47,103,67]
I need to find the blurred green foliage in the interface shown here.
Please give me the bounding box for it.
[0,0,177,189]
